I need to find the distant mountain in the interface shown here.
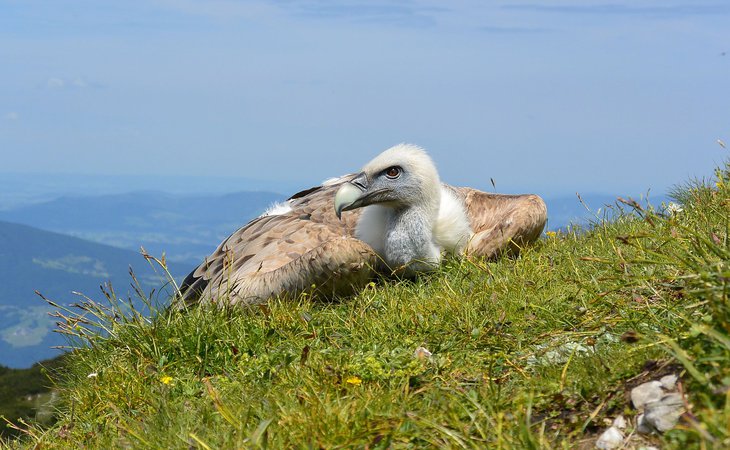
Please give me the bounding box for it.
[0,172,305,210]
[0,220,193,368]
[0,190,285,265]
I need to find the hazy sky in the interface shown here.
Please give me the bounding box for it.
[1,0,728,196]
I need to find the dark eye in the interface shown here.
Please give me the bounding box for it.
[384,166,401,179]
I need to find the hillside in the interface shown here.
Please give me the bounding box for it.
[0,355,65,439]
[0,220,192,368]
[5,165,729,448]
[0,190,284,264]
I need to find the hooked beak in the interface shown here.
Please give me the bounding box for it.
[334,172,369,220]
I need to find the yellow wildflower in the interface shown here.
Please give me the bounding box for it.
[545,231,557,238]
[345,376,362,386]
[160,375,174,385]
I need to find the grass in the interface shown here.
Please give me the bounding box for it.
[4,162,730,448]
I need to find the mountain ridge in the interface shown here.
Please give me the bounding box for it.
[0,190,285,264]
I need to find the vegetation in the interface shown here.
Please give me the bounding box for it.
[0,355,65,439]
[4,162,730,448]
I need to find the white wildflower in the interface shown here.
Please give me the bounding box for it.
[666,202,683,215]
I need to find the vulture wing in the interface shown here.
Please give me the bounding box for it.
[456,188,547,259]
[178,175,378,306]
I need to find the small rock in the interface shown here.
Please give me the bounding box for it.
[414,346,432,359]
[644,393,685,432]
[532,342,592,365]
[612,415,627,430]
[595,426,624,449]
[660,373,678,391]
[636,413,653,434]
[631,380,664,409]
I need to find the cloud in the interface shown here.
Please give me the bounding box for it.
[46,77,65,89]
[502,3,730,17]
[4,112,19,121]
[152,0,279,20]
[155,0,444,27]
[45,77,101,90]
[478,25,552,34]
[291,2,444,27]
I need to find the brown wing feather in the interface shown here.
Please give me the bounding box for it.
[179,177,376,306]
[455,188,547,259]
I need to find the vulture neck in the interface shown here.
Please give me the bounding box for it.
[354,185,473,274]
[383,204,441,274]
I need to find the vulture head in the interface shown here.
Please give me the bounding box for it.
[334,144,441,218]
[334,144,465,275]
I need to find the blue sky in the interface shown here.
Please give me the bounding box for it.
[1,0,728,196]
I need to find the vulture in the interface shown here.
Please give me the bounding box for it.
[179,144,547,306]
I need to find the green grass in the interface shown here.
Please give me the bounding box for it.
[5,164,730,448]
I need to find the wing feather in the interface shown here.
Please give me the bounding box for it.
[179,176,375,306]
[455,188,547,258]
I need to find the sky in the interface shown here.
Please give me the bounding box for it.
[1,0,729,197]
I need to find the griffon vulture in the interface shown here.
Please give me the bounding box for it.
[179,144,547,306]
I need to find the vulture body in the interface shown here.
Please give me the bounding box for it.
[179,144,547,306]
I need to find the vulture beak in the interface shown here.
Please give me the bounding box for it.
[334,172,370,220]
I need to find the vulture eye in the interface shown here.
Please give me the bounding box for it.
[384,166,401,179]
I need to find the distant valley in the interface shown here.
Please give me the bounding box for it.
[0,220,193,368]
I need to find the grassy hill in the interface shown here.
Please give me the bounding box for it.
[0,190,284,264]
[4,165,729,448]
[0,220,192,368]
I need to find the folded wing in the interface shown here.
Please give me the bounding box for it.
[178,176,378,306]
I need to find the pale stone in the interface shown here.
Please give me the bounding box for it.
[659,374,678,391]
[527,341,592,366]
[612,415,627,430]
[631,380,663,409]
[644,393,684,432]
[595,426,624,449]
[636,413,653,434]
